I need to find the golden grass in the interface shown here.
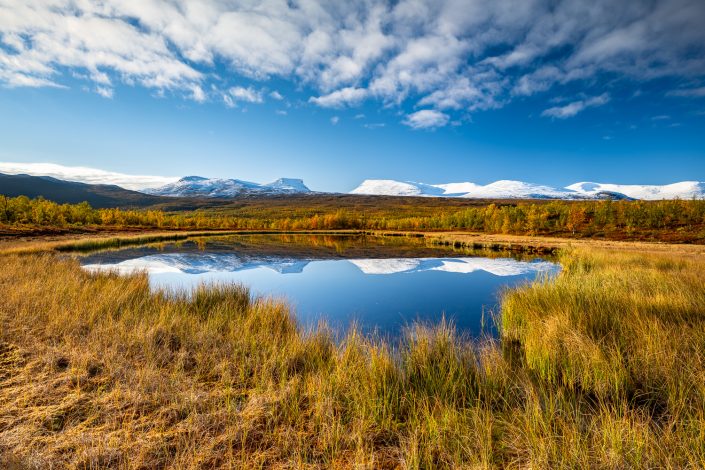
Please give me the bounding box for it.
[0,230,367,256]
[0,246,704,468]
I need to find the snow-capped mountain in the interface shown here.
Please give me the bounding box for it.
[350,179,704,200]
[350,179,447,197]
[566,181,705,200]
[351,179,595,199]
[143,176,311,197]
[265,178,311,193]
[458,180,581,199]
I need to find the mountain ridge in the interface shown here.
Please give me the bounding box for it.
[3,169,702,202]
[0,173,168,208]
[143,176,311,197]
[350,179,704,200]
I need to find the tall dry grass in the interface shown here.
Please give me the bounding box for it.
[0,247,704,468]
[501,248,705,466]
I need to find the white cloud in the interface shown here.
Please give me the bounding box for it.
[310,87,367,108]
[417,75,505,111]
[228,86,263,103]
[269,90,284,100]
[95,86,114,99]
[190,85,206,103]
[0,72,64,88]
[0,0,703,120]
[0,2,202,93]
[667,86,705,97]
[541,93,610,119]
[403,109,450,129]
[0,162,178,190]
[330,116,340,125]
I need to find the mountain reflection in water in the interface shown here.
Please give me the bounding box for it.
[80,235,559,338]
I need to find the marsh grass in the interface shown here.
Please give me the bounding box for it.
[0,230,364,256]
[0,247,704,468]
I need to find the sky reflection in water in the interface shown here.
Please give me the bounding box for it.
[81,236,559,338]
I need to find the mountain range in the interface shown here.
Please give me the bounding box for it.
[143,176,705,200]
[143,176,311,197]
[350,179,705,200]
[2,170,703,202]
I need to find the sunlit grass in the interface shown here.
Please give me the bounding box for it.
[0,247,704,468]
[0,230,363,256]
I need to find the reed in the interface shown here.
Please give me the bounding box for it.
[0,246,703,468]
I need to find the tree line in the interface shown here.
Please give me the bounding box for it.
[2,194,704,241]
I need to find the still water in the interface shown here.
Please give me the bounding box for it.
[80,235,559,338]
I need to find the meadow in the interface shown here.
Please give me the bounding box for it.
[1,237,704,468]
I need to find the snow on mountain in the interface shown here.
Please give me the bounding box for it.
[143,175,311,197]
[351,179,704,200]
[460,180,580,199]
[349,179,445,196]
[352,179,588,199]
[435,182,483,195]
[567,181,705,200]
[264,178,310,193]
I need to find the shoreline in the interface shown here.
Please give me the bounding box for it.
[2,228,704,256]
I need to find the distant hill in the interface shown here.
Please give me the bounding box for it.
[0,173,169,208]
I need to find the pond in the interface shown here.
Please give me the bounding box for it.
[79,234,559,339]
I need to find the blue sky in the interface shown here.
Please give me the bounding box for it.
[0,0,704,192]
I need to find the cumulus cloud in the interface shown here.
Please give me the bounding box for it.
[403,110,450,129]
[0,0,703,121]
[0,1,202,94]
[190,85,207,103]
[269,90,284,100]
[310,87,367,108]
[541,94,610,119]
[228,86,264,104]
[0,162,178,190]
[95,87,114,99]
[330,116,340,125]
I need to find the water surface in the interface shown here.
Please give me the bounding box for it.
[80,235,559,338]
